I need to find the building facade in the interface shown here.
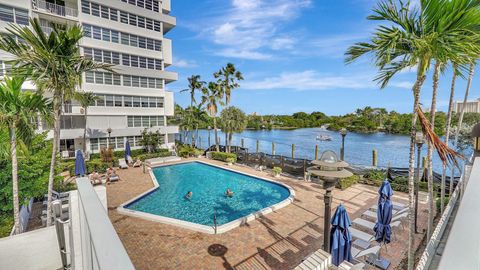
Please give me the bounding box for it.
[454,98,480,113]
[0,0,178,157]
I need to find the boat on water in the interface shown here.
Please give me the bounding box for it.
[316,135,332,141]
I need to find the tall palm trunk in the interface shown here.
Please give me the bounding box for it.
[426,62,440,239]
[441,68,457,212]
[228,132,233,153]
[83,109,87,153]
[46,101,62,226]
[213,117,219,152]
[454,63,475,145]
[407,69,427,270]
[10,125,20,234]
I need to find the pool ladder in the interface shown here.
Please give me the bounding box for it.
[213,208,217,234]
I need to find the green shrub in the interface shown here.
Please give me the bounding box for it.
[211,152,237,162]
[337,175,359,190]
[226,157,236,164]
[86,160,111,174]
[365,170,386,181]
[272,167,282,175]
[178,145,202,158]
[436,196,450,210]
[0,215,13,238]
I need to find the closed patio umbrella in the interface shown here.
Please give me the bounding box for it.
[74,150,86,176]
[374,179,394,244]
[330,204,353,266]
[125,140,132,162]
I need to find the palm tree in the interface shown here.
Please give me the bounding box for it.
[74,91,100,154]
[220,106,248,152]
[0,76,51,234]
[454,63,475,145]
[214,63,243,152]
[0,19,112,226]
[190,105,208,147]
[201,82,224,152]
[346,1,480,268]
[181,75,205,146]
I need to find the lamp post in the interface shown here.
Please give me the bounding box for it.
[340,128,347,161]
[107,127,112,148]
[307,151,353,251]
[414,131,425,233]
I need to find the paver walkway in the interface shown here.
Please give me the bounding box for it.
[107,158,427,270]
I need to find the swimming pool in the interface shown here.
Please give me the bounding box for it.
[119,161,294,233]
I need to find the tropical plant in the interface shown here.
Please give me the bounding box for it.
[214,63,243,149]
[181,75,205,146]
[201,82,224,152]
[220,106,248,152]
[140,129,164,153]
[0,76,51,234]
[345,1,480,268]
[74,91,100,154]
[0,19,113,225]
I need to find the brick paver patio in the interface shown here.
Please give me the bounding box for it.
[107,158,428,270]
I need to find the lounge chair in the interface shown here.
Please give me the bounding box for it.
[352,218,403,240]
[362,207,408,220]
[370,201,407,212]
[133,159,142,167]
[351,246,381,268]
[118,158,128,169]
[338,261,366,270]
[350,227,375,249]
[108,174,120,182]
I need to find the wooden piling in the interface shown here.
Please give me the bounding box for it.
[272,142,276,155]
[372,149,377,167]
[315,145,319,160]
[291,144,295,159]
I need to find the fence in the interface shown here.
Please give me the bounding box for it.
[10,198,34,236]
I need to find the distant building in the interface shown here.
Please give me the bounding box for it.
[454,98,480,113]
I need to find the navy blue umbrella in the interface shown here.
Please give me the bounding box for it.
[125,140,132,161]
[74,150,86,176]
[330,204,353,266]
[374,179,394,244]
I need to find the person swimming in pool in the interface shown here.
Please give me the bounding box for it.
[225,188,234,197]
[185,191,193,200]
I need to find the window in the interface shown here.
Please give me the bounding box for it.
[113,74,121,85]
[139,57,146,68]
[124,96,132,107]
[90,138,99,151]
[153,0,159,12]
[128,136,134,146]
[81,0,90,14]
[128,13,137,26]
[85,71,94,83]
[154,21,161,32]
[138,16,145,28]
[105,95,113,106]
[127,116,134,127]
[104,73,113,85]
[138,37,146,49]
[15,9,28,25]
[83,24,92,37]
[111,30,119,43]
[103,51,112,63]
[155,59,162,70]
[133,116,141,127]
[148,78,155,88]
[99,138,107,149]
[137,0,145,8]
[147,58,154,69]
[91,3,100,16]
[145,0,153,10]
[120,11,128,24]
[130,35,138,47]
[128,0,135,5]
[154,40,161,51]
[117,137,124,149]
[93,49,102,61]
[155,79,163,89]
[101,6,109,19]
[133,97,140,107]
[96,95,105,106]
[149,97,156,108]
[112,52,120,64]
[147,39,154,50]
[102,28,110,42]
[94,72,104,84]
[114,96,122,107]
[157,97,164,107]
[83,47,93,59]
[121,32,129,45]
[142,116,149,127]
[145,18,153,30]
[123,75,131,86]
[0,4,14,23]
[92,26,101,40]
[135,136,143,147]
[131,55,138,67]
[132,76,140,87]
[110,8,118,21]
[150,116,157,126]
[141,96,148,107]
[141,77,148,88]
[122,54,130,66]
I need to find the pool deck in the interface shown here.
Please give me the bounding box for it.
[107,158,428,270]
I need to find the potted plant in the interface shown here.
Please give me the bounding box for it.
[272,167,282,178]
[226,157,235,166]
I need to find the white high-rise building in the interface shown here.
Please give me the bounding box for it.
[0,0,178,157]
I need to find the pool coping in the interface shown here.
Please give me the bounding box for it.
[116,159,296,234]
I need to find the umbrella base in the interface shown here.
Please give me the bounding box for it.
[367,256,390,270]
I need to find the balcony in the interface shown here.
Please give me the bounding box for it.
[32,0,78,18]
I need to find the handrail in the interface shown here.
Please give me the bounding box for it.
[33,0,78,17]
[76,178,134,270]
[213,208,217,234]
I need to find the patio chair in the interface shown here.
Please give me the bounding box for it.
[351,245,381,268]
[350,227,375,249]
[338,261,366,270]
[362,207,408,220]
[133,159,142,167]
[118,158,128,169]
[352,218,403,239]
[370,201,407,212]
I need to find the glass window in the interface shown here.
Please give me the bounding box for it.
[121,32,129,45]
[101,6,109,19]
[131,55,138,67]
[128,136,134,145]
[153,0,159,12]
[128,13,137,26]
[148,77,155,88]
[94,72,104,84]
[81,0,90,14]
[132,76,140,87]
[99,138,107,149]
[135,136,143,147]
[0,4,14,23]
[138,37,146,49]
[117,137,124,148]
[96,95,105,106]
[138,16,145,28]
[145,0,153,10]
[137,0,145,8]
[120,11,128,24]
[15,9,28,25]
[155,78,163,89]
[92,26,101,40]
[155,59,162,70]
[93,49,102,62]
[149,97,156,108]
[133,116,141,127]
[104,51,112,63]
[130,35,138,47]
[141,77,148,87]
[127,116,134,127]
[154,21,161,32]
[83,24,92,38]
[110,8,118,21]
[83,47,93,59]
[145,18,153,30]
[102,28,110,42]
[142,116,149,127]
[104,73,113,85]
[146,39,154,50]
[124,96,132,107]
[122,54,130,66]
[113,74,121,85]
[105,95,113,106]
[154,40,161,51]
[123,75,131,86]
[112,52,120,64]
[147,58,154,69]
[133,97,140,107]
[85,71,94,83]
[114,96,122,107]
[90,138,99,151]
[150,115,157,126]
[91,2,100,16]
[111,30,119,43]
[141,96,148,107]
[139,57,146,68]
[158,116,165,126]
[128,0,135,5]
[157,97,164,107]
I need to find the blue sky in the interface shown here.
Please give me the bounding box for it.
[167,0,479,116]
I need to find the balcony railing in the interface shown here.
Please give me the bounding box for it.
[33,0,78,18]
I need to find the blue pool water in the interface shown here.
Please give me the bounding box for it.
[125,162,291,226]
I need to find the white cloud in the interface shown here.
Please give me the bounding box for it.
[202,0,311,60]
[308,34,367,58]
[174,58,198,68]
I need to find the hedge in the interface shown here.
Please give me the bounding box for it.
[336,175,359,190]
[210,152,237,162]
